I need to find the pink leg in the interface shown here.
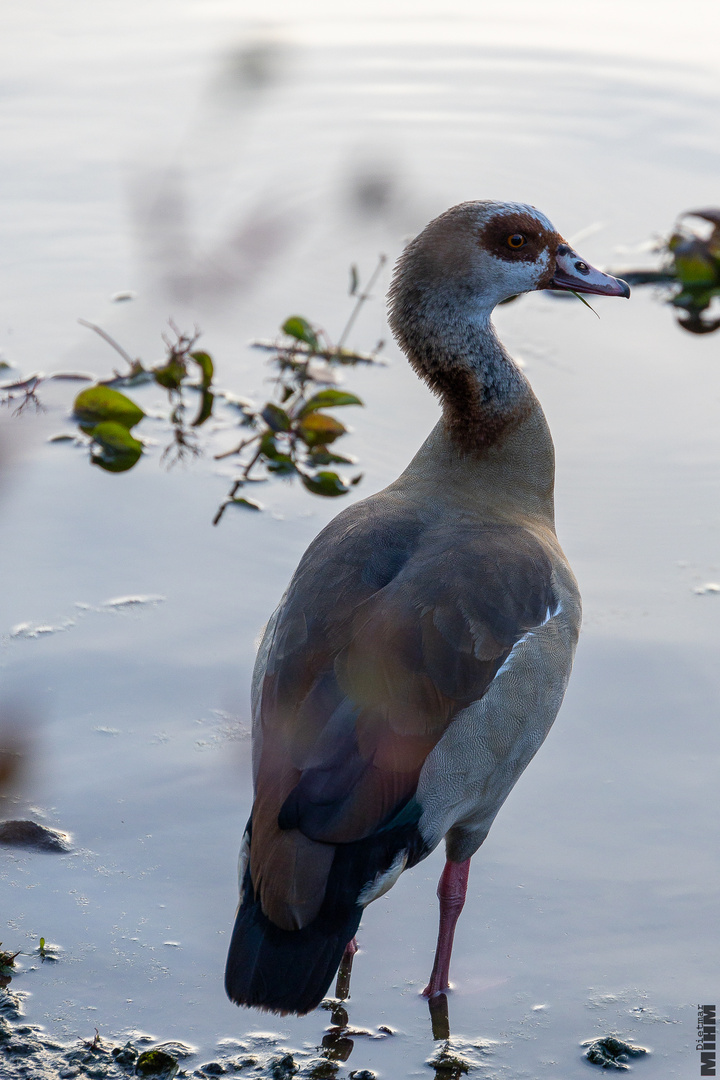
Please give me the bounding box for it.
[343,937,358,959]
[422,858,471,998]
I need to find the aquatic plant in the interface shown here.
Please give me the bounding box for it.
[0,257,387,523]
[614,208,720,333]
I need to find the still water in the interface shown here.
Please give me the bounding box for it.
[1,2,719,1076]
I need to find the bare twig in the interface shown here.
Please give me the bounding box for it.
[1,374,46,416]
[250,341,381,365]
[336,253,387,349]
[78,319,136,368]
[213,434,259,461]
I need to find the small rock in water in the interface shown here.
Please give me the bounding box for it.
[111,1041,138,1065]
[584,1035,648,1069]
[0,820,71,852]
[269,1053,298,1079]
[135,1048,179,1078]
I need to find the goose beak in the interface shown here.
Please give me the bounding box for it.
[546,243,631,297]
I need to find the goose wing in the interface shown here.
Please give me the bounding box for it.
[250,498,554,928]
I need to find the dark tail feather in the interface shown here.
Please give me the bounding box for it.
[225,866,361,1015]
[225,808,428,1015]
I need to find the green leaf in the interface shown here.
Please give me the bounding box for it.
[190,350,214,387]
[259,430,280,459]
[191,389,214,428]
[570,291,600,318]
[297,413,346,446]
[282,316,320,351]
[301,470,351,496]
[89,421,143,473]
[267,455,297,476]
[673,251,717,286]
[73,386,145,430]
[261,402,292,432]
[673,288,714,311]
[230,496,263,511]
[153,358,186,391]
[299,390,363,416]
[349,264,359,296]
[308,448,356,466]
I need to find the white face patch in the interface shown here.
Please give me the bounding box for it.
[468,246,552,316]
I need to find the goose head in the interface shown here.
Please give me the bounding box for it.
[388,201,630,456]
[389,200,629,328]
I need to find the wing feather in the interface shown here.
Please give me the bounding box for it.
[250,501,555,926]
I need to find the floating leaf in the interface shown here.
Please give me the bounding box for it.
[230,496,263,511]
[48,371,94,382]
[261,402,292,432]
[282,316,320,351]
[298,413,346,446]
[153,358,186,391]
[301,470,351,496]
[191,389,214,428]
[190,350,214,387]
[299,390,363,415]
[89,422,143,473]
[73,386,144,430]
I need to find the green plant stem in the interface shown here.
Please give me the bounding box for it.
[336,254,387,349]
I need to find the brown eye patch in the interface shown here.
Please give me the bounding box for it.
[479,211,559,264]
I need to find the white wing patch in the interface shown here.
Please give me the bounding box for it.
[358,850,408,906]
[237,830,250,895]
[494,597,562,679]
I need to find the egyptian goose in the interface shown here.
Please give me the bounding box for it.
[225,201,629,1014]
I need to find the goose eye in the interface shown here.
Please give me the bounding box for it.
[507,233,527,249]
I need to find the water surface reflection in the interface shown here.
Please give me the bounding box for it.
[1,5,719,1079]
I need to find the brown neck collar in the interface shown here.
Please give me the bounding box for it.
[393,312,534,456]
